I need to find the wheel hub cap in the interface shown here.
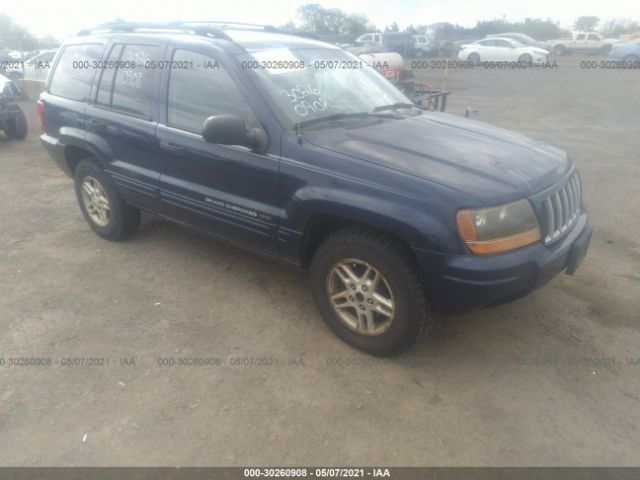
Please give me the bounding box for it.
[81,176,111,227]
[326,259,395,336]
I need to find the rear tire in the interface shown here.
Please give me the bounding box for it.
[467,52,481,65]
[4,108,28,139]
[310,226,431,356]
[74,159,140,241]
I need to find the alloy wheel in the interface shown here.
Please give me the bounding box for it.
[81,176,111,227]
[326,259,395,336]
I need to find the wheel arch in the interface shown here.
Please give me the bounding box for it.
[64,144,95,175]
[60,129,113,175]
[292,193,453,268]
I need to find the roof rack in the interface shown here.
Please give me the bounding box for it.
[178,22,322,39]
[76,21,321,41]
[77,22,233,41]
[177,21,278,31]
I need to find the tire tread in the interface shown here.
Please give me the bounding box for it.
[312,226,432,355]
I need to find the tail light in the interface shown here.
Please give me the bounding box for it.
[36,99,47,133]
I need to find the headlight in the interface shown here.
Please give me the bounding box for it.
[456,199,541,254]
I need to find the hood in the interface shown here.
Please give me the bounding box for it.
[305,112,571,204]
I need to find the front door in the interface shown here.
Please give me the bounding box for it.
[155,47,281,256]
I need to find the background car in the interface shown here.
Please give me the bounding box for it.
[458,37,550,65]
[607,39,640,63]
[486,32,549,51]
[10,49,56,81]
[412,34,434,57]
[0,52,23,79]
[354,31,416,56]
[546,31,618,55]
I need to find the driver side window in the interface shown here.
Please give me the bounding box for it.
[167,49,257,133]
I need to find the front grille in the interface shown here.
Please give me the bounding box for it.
[541,173,582,244]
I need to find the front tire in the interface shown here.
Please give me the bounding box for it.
[310,227,431,356]
[518,53,533,67]
[74,159,140,241]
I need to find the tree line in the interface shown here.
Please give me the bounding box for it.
[2,7,639,52]
[0,14,59,50]
[291,4,639,41]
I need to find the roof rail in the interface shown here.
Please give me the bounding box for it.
[177,22,321,39]
[77,22,233,41]
[177,21,277,30]
[76,21,321,43]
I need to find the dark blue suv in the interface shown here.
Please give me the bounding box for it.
[39,22,591,355]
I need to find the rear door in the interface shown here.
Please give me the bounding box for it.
[574,33,587,50]
[477,39,496,60]
[155,45,281,256]
[85,41,167,212]
[587,33,601,50]
[494,39,518,61]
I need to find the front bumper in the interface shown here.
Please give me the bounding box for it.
[413,211,591,315]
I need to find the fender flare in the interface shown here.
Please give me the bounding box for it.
[286,186,455,256]
[58,127,115,171]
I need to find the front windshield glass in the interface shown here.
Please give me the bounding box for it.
[237,47,414,127]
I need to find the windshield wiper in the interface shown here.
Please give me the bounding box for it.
[296,112,372,130]
[372,102,417,113]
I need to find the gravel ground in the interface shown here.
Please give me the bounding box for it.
[0,55,639,466]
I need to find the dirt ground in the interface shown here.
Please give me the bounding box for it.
[0,56,639,466]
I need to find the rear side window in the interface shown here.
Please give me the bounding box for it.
[96,44,123,106]
[49,44,103,101]
[167,50,257,133]
[112,45,160,118]
[95,44,160,119]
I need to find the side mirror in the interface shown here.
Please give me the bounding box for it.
[202,114,267,152]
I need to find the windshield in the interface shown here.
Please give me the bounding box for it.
[238,47,414,127]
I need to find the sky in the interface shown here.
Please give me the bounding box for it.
[1,0,639,39]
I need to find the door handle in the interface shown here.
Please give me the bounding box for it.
[87,118,106,130]
[160,140,187,154]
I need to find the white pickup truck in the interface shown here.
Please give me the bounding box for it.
[546,32,618,55]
